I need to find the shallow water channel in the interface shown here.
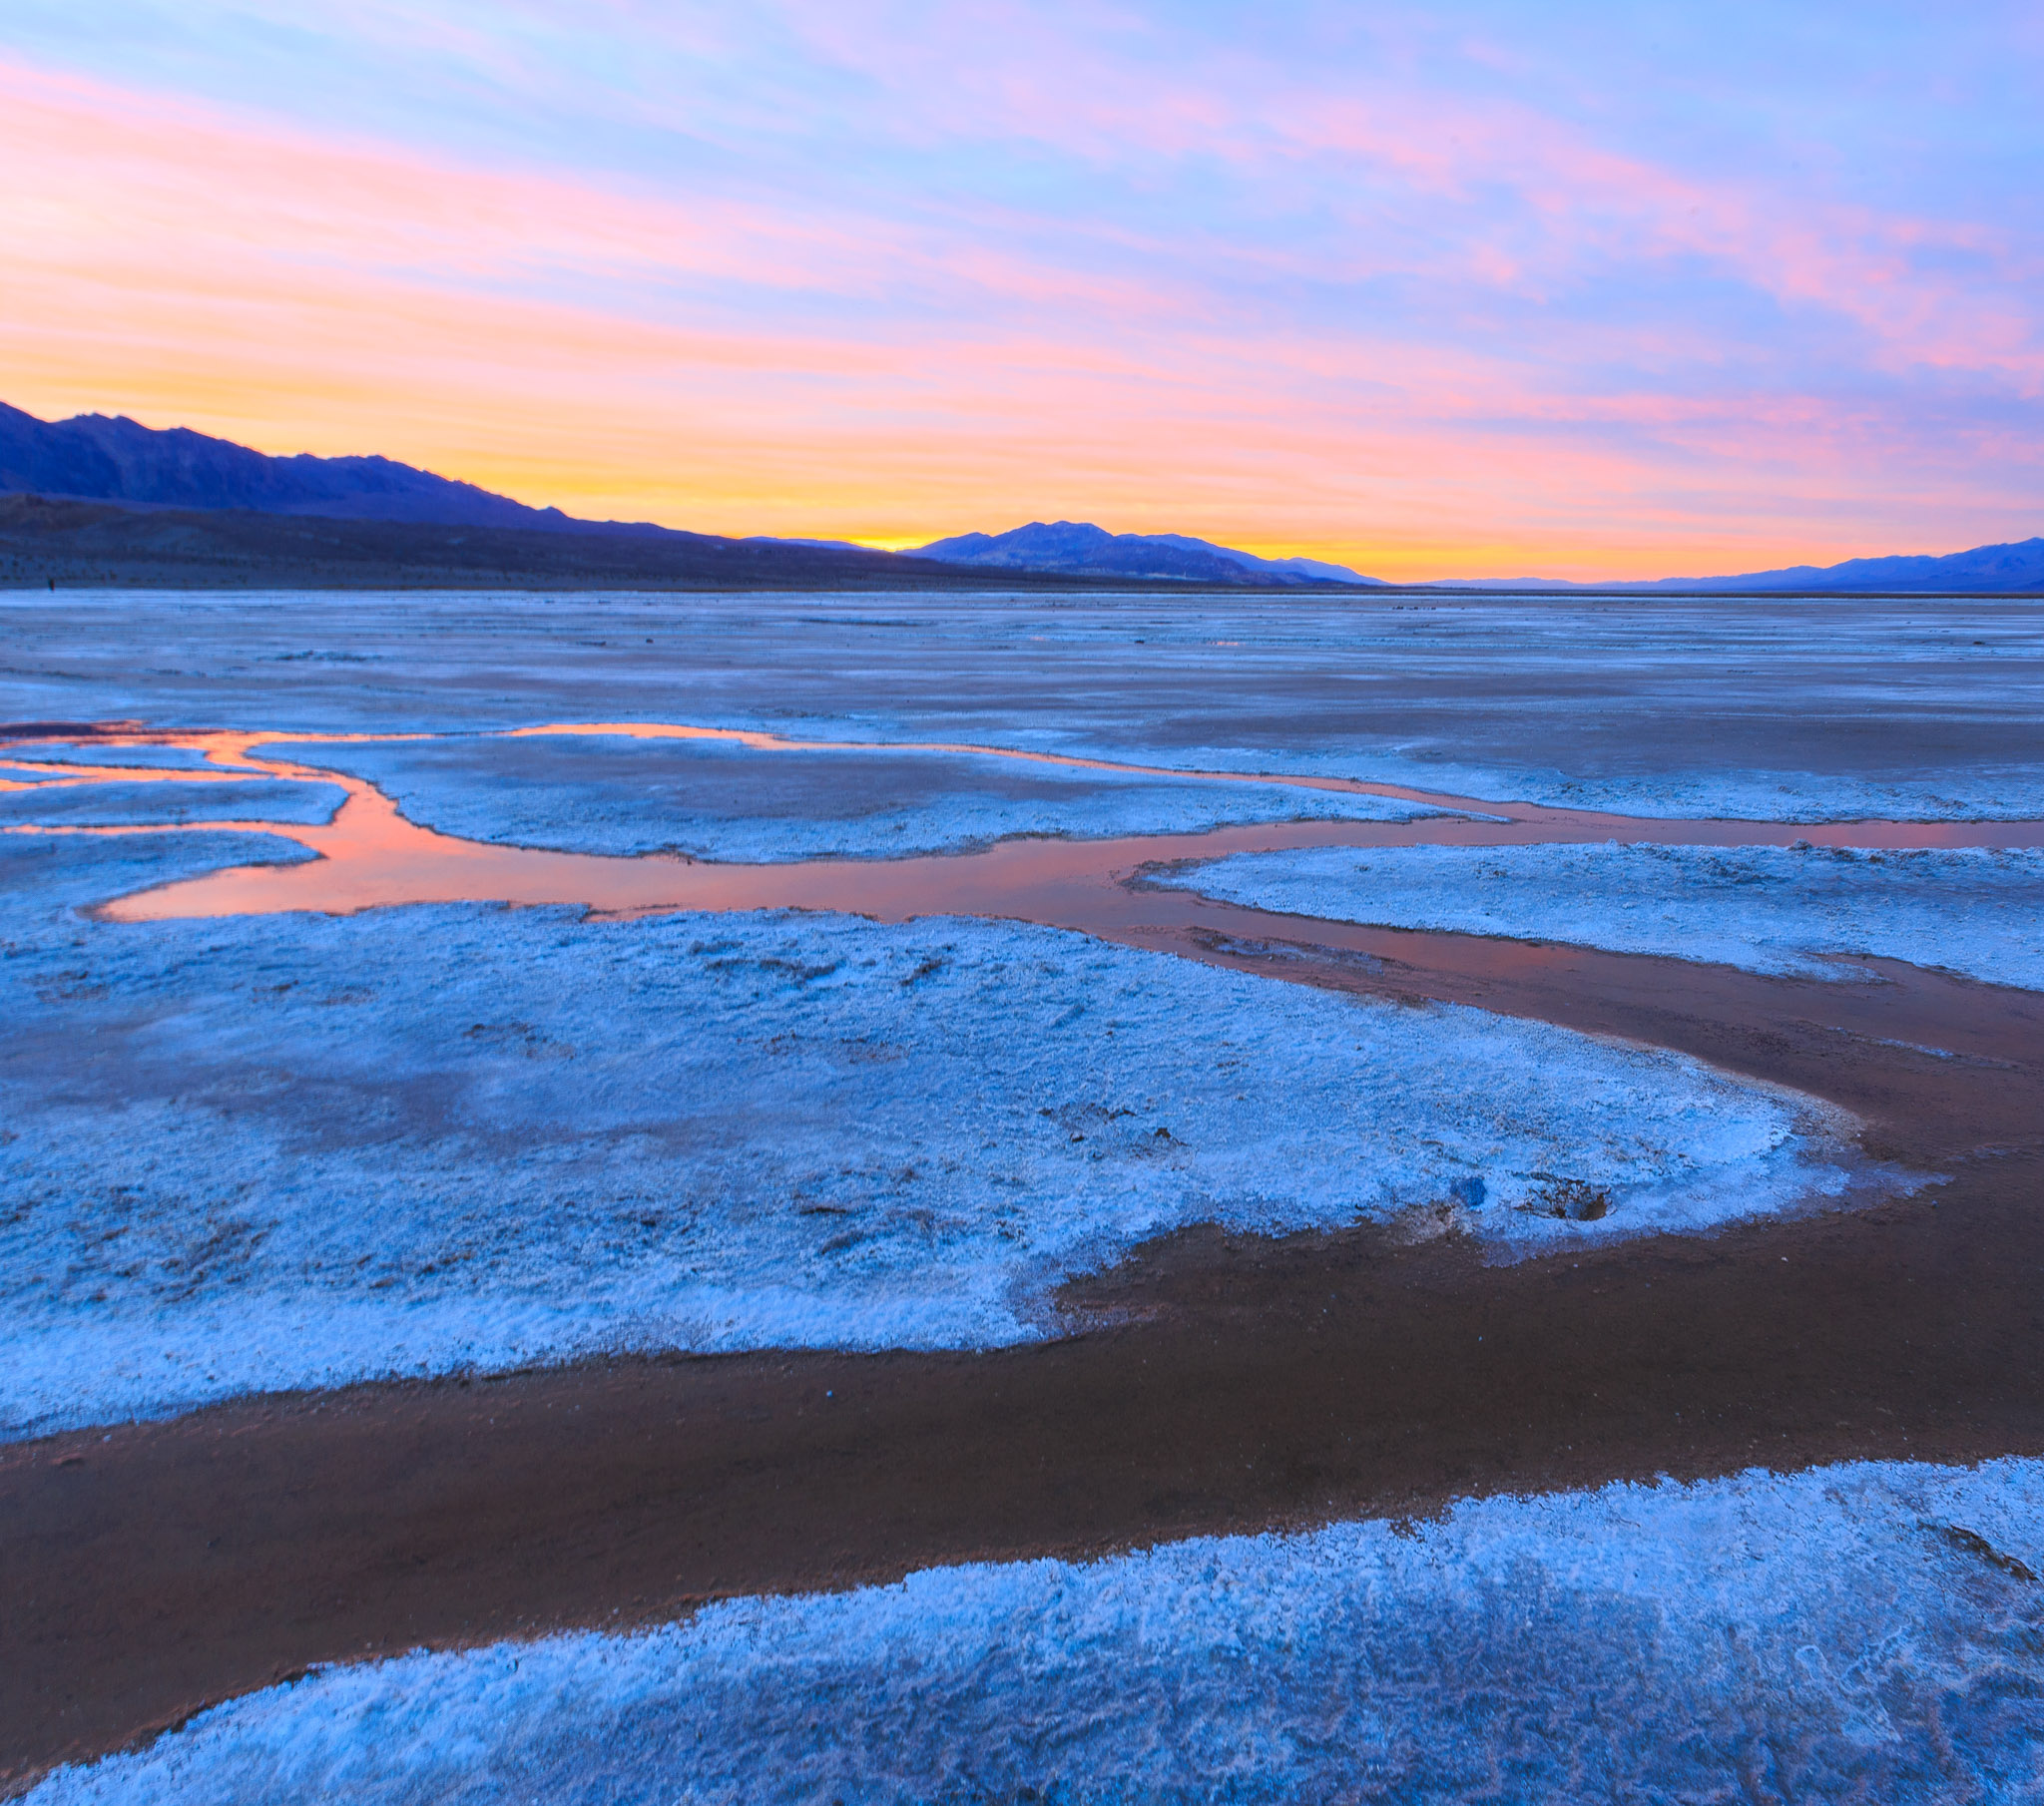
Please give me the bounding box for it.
[7,722,2039,931]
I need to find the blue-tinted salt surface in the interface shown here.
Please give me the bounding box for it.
[0,778,343,827]
[7,590,2044,821]
[1166,841,2044,991]
[1,833,1866,1438]
[2,744,228,772]
[264,733,1435,862]
[31,1458,2044,1805]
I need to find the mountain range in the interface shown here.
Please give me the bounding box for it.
[3,401,2038,593]
[0,400,656,536]
[908,523,2044,594]
[912,522,1376,586]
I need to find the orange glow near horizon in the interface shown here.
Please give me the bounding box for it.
[4,29,2038,584]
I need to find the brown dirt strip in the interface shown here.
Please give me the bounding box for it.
[6,914,2044,1790]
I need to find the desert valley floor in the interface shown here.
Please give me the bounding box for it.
[4,588,2043,1802]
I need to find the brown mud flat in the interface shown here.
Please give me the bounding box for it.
[7,918,2044,1790]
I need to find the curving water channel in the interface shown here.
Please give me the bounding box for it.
[5,722,2041,932]
[11,718,2044,1784]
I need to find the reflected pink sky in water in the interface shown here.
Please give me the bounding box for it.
[6,722,2034,930]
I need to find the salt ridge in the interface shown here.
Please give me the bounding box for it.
[31,1458,2044,1803]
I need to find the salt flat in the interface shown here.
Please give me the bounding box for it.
[266,732,1433,862]
[0,829,1867,1437]
[5,588,2042,818]
[31,1457,2043,1805]
[4,588,2036,1797]
[1161,841,2044,990]
[0,779,343,827]
[3,745,235,772]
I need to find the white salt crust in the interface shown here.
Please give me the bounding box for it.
[266,733,1436,863]
[1162,840,2044,991]
[6,589,2044,822]
[0,833,1868,1438]
[30,1458,2044,1804]
[0,778,344,827]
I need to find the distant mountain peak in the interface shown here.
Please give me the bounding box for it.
[912,520,1382,586]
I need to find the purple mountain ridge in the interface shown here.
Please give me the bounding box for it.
[3,402,2036,591]
[919,520,2044,593]
[912,521,1379,586]
[0,402,674,537]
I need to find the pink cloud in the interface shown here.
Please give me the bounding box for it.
[4,35,2037,583]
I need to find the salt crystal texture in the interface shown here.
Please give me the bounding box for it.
[1162,841,2044,990]
[7,589,2042,821]
[31,1458,2044,1804]
[1,832,1867,1437]
[266,732,1434,863]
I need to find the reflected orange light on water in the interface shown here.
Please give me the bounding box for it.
[5,723,2033,930]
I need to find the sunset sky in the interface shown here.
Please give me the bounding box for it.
[5,2,2040,581]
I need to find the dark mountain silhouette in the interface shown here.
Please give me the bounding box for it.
[2,403,2035,592]
[0,495,1277,593]
[0,406,1354,585]
[0,401,625,532]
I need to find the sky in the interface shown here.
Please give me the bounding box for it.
[4,2,2041,581]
